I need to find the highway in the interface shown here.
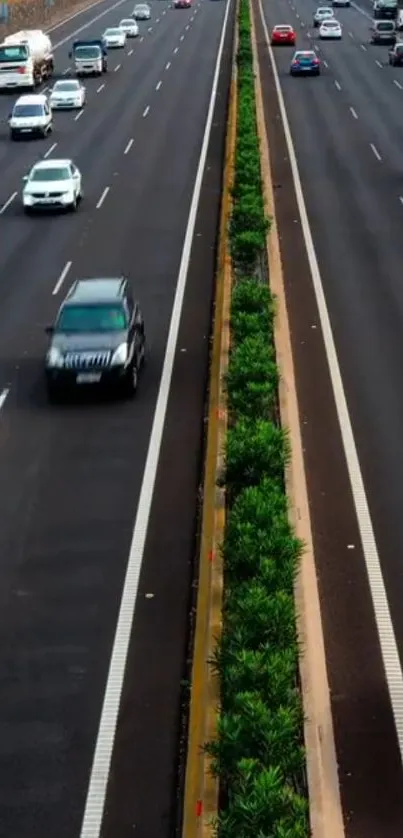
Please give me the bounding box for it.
[255,0,403,835]
[0,0,234,835]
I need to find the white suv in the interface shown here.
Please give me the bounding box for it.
[9,93,52,140]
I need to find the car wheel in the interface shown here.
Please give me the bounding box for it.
[69,195,78,212]
[24,206,33,215]
[124,360,139,397]
[10,130,18,141]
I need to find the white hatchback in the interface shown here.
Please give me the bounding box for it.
[22,159,83,213]
[132,3,151,18]
[313,6,335,25]
[319,18,342,36]
[49,79,86,109]
[119,18,139,35]
[102,27,126,47]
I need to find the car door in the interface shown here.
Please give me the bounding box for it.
[70,164,81,196]
[44,101,51,127]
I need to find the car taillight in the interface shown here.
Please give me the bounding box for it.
[18,66,26,74]
[313,57,319,64]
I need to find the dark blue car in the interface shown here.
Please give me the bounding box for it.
[290,50,321,75]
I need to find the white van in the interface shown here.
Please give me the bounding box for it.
[396,8,403,28]
[8,93,52,139]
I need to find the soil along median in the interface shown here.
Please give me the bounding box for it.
[205,0,310,834]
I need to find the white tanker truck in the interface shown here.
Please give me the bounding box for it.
[0,30,54,90]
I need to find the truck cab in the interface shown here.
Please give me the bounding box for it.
[69,39,108,76]
[373,0,397,19]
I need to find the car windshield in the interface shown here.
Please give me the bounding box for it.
[275,25,292,30]
[324,20,338,25]
[105,28,121,35]
[296,51,315,58]
[74,46,101,57]
[135,5,149,9]
[0,44,29,62]
[13,104,43,117]
[56,304,127,333]
[120,19,134,24]
[53,81,79,92]
[378,21,393,29]
[30,167,71,181]
[396,43,403,50]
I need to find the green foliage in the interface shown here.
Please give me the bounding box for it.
[208,0,309,834]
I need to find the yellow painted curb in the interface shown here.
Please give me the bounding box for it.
[181,12,238,838]
[249,4,346,838]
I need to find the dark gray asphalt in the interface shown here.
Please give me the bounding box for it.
[0,0,233,835]
[257,0,403,834]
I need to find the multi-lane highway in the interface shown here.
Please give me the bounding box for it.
[255,0,403,834]
[0,0,234,835]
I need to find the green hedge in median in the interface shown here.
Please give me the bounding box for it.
[208,0,310,834]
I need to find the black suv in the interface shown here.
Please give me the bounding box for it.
[45,277,146,401]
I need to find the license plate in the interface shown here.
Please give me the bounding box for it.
[76,373,102,383]
[20,128,33,133]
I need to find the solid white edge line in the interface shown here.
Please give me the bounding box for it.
[0,389,9,411]
[258,0,403,774]
[79,0,233,834]
[0,191,17,215]
[53,0,134,48]
[96,186,110,208]
[52,260,72,295]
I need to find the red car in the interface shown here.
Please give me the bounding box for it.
[174,0,191,7]
[271,24,296,45]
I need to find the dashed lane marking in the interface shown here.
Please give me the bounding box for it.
[0,191,17,215]
[43,142,57,159]
[143,105,150,117]
[52,261,72,295]
[370,142,381,161]
[96,186,110,208]
[124,138,134,154]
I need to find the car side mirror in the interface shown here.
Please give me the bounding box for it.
[45,325,54,335]
[8,113,12,120]
[22,175,28,182]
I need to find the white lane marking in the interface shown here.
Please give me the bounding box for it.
[349,30,353,37]
[155,80,162,90]
[360,43,367,50]
[148,25,152,30]
[156,17,160,22]
[53,0,134,49]
[375,59,382,68]
[370,142,381,161]
[43,142,57,159]
[334,79,341,90]
[174,46,179,53]
[0,389,9,411]
[180,33,185,40]
[185,23,190,28]
[114,63,121,71]
[74,109,84,121]
[128,48,133,55]
[399,196,403,206]
[349,106,358,119]
[124,138,134,154]
[96,186,110,209]
[259,0,403,786]
[62,68,69,74]
[78,0,232,834]
[140,35,144,41]
[323,59,328,67]
[52,261,72,295]
[166,60,171,69]
[43,86,49,93]
[393,78,402,89]
[143,105,150,117]
[97,83,105,92]
[0,191,17,215]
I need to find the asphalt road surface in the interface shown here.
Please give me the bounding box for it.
[0,0,234,835]
[256,0,403,835]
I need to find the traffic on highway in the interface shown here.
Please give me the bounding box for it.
[0,0,233,835]
[256,0,403,832]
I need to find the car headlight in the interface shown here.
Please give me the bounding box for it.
[47,347,64,368]
[111,342,128,366]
